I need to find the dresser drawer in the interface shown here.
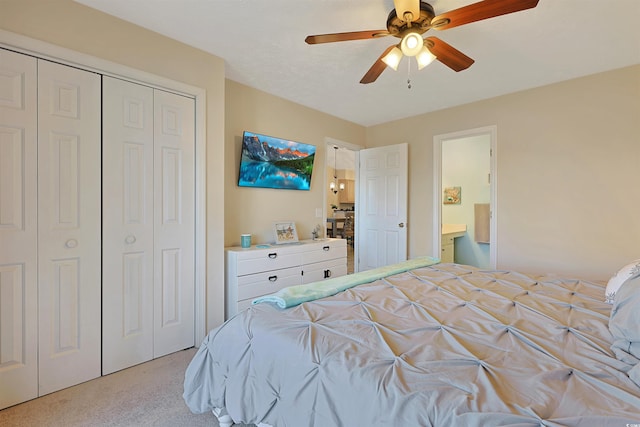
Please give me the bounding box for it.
[302,240,347,265]
[302,258,347,284]
[442,235,455,245]
[236,252,301,276]
[237,298,255,313]
[237,266,302,301]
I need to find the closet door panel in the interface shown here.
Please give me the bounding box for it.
[0,49,38,410]
[153,90,195,357]
[37,60,101,395]
[102,77,154,374]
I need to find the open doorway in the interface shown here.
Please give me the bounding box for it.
[324,138,359,273]
[433,127,497,268]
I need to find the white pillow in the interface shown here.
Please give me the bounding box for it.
[605,259,640,304]
[609,276,640,386]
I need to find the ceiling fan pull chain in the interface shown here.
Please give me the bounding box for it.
[407,58,412,89]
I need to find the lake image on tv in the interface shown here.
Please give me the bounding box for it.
[238,132,316,190]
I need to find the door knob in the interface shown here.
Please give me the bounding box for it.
[65,239,78,248]
[398,223,405,228]
[125,235,137,244]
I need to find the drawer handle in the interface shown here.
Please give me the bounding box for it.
[268,253,278,259]
[268,275,278,282]
[323,246,330,251]
[324,269,332,279]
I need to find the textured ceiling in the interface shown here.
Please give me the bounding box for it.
[76,0,640,127]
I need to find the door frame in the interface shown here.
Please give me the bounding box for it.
[1,30,208,344]
[433,126,497,268]
[323,137,362,271]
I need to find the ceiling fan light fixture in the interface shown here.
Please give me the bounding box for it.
[306,0,540,84]
[416,46,436,70]
[381,46,403,71]
[400,32,423,57]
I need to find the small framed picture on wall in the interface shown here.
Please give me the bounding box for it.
[444,186,461,204]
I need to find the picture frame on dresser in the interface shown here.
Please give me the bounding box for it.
[273,221,298,244]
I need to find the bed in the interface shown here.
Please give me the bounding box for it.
[183,258,640,426]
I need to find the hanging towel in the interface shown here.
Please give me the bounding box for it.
[474,203,490,243]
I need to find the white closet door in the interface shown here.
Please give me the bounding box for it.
[102,79,195,370]
[37,60,101,395]
[102,77,155,374]
[0,49,38,409]
[153,89,195,357]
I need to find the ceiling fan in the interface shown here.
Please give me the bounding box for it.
[305,0,539,84]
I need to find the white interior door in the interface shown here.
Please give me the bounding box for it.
[153,89,195,357]
[0,48,38,409]
[102,77,155,374]
[37,59,102,395]
[357,143,408,271]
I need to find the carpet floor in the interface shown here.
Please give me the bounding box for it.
[0,348,253,427]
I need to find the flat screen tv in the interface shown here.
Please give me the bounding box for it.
[238,131,316,190]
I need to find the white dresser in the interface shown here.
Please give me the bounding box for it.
[225,239,347,318]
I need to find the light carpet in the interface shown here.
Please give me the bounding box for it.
[0,348,254,427]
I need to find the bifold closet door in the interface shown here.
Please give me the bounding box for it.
[0,50,101,408]
[102,77,195,374]
[102,77,154,374]
[37,59,102,395]
[0,49,38,409]
[152,88,195,358]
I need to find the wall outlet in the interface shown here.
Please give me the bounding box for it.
[315,207,322,218]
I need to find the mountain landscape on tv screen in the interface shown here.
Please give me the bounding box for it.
[239,132,315,190]
[242,134,312,163]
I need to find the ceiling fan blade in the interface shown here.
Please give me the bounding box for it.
[305,30,389,44]
[360,45,396,84]
[431,0,539,30]
[425,37,474,72]
[394,0,420,22]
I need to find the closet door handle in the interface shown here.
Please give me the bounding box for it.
[65,239,78,249]
[125,235,137,244]
[268,275,278,282]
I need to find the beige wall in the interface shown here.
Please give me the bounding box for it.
[224,80,365,246]
[4,1,638,335]
[367,65,640,280]
[1,0,227,329]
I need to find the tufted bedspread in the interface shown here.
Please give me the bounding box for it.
[184,263,640,426]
